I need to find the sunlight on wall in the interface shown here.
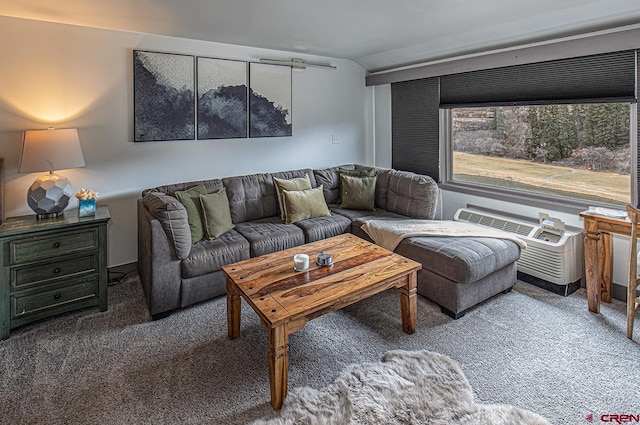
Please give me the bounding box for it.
[1,64,114,124]
[0,17,127,125]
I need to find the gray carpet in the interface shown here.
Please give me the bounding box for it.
[0,275,638,425]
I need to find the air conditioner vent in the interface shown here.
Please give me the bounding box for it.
[454,207,583,286]
[460,212,534,237]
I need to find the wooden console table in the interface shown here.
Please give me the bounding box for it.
[580,210,632,313]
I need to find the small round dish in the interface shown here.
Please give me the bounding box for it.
[316,259,333,267]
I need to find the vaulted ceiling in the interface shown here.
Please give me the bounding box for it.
[1,0,639,72]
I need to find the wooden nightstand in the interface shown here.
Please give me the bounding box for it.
[0,206,110,340]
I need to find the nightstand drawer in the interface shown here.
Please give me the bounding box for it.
[11,254,98,290]
[10,229,98,264]
[11,278,98,320]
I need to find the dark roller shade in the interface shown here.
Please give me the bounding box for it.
[440,50,637,107]
[391,77,440,181]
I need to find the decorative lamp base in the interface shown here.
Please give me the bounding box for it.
[26,172,73,219]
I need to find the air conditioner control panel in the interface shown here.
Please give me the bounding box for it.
[535,230,561,244]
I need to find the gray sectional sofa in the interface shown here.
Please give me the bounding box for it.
[137,165,521,319]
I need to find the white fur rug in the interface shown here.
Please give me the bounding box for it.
[253,350,550,425]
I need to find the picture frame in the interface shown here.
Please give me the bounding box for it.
[134,50,195,142]
[197,57,248,139]
[249,62,292,138]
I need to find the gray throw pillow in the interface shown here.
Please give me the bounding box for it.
[175,183,207,243]
[273,174,312,221]
[282,185,331,224]
[340,175,377,211]
[199,189,235,239]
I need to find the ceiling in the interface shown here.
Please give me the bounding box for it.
[1,0,640,72]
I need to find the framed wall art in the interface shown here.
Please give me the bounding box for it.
[249,62,292,138]
[197,57,248,139]
[134,51,195,142]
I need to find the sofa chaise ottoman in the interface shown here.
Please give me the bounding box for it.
[395,236,521,318]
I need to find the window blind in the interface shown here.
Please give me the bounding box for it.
[391,77,440,180]
[440,50,636,107]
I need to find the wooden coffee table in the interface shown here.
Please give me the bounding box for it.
[222,233,421,409]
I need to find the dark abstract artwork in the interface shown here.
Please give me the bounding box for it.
[197,58,247,139]
[249,63,292,138]
[134,51,195,142]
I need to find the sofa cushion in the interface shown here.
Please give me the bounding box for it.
[395,236,521,284]
[313,165,355,204]
[273,174,312,220]
[181,230,250,278]
[199,188,235,239]
[235,216,305,257]
[142,192,192,260]
[224,168,315,224]
[142,179,224,197]
[282,186,331,224]
[385,170,439,219]
[294,213,352,243]
[373,168,392,210]
[340,174,377,211]
[175,183,207,243]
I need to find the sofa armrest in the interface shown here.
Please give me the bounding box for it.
[137,199,184,316]
[141,192,192,259]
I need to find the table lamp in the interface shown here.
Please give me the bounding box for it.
[19,128,86,218]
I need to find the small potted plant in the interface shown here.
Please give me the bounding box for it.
[76,188,98,217]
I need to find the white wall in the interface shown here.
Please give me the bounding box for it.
[0,16,372,267]
[370,84,631,287]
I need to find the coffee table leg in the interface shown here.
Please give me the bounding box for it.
[400,271,417,334]
[227,278,241,339]
[268,324,289,410]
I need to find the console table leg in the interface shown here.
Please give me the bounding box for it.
[400,271,417,334]
[268,324,289,410]
[599,232,613,303]
[583,217,600,313]
[227,279,241,339]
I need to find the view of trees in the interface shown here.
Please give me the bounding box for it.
[453,104,631,174]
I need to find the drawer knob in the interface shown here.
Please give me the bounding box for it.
[53,268,61,274]
[53,242,61,249]
[54,293,61,300]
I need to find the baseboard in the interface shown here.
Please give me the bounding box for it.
[517,271,639,304]
[517,272,581,297]
[611,281,640,303]
[108,262,138,284]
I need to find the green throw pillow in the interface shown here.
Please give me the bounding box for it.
[199,188,235,239]
[282,185,331,224]
[175,183,207,243]
[273,174,312,221]
[339,167,376,178]
[340,174,377,211]
[337,168,376,204]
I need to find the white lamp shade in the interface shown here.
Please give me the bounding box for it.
[19,128,86,173]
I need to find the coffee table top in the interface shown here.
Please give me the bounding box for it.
[222,233,421,327]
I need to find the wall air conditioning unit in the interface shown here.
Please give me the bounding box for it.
[454,207,583,296]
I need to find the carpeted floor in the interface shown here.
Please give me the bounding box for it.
[0,275,638,425]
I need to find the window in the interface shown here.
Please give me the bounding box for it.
[446,103,633,207]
